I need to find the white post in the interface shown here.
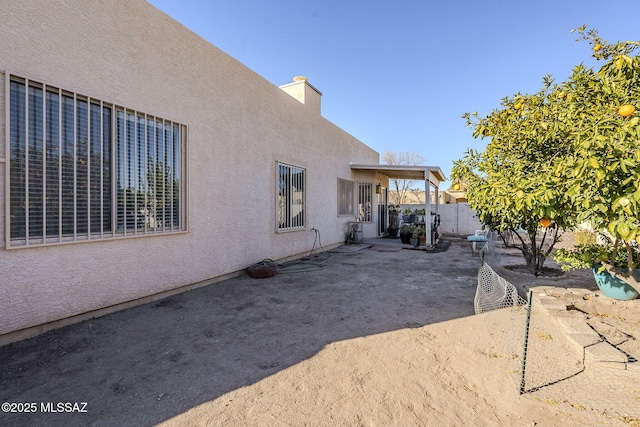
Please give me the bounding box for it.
[434,178,439,244]
[425,173,431,247]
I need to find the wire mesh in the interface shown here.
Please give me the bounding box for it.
[476,259,640,425]
[475,262,526,315]
[522,295,639,423]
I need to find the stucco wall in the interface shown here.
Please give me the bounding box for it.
[437,203,484,236]
[397,203,483,236]
[0,0,379,338]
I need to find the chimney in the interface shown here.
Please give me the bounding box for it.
[279,76,322,114]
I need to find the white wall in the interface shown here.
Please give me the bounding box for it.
[0,0,379,339]
[398,203,484,236]
[437,203,484,236]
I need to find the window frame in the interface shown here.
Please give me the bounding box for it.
[357,182,373,222]
[276,161,306,232]
[337,178,354,217]
[5,73,188,248]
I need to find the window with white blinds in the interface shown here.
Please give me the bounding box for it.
[277,162,305,231]
[358,182,373,222]
[337,178,354,216]
[7,75,186,247]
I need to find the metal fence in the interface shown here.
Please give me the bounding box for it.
[478,248,640,425]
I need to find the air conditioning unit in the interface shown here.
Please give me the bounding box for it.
[347,222,363,244]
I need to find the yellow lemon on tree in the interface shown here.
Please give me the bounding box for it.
[618,104,636,117]
[514,101,524,110]
[516,190,524,198]
[594,43,603,52]
[453,183,461,191]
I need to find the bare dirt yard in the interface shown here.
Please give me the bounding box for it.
[1,235,638,426]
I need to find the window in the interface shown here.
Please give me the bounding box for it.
[358,182,373,222]
[277,162,305,231]
[7,75,186,247]
[337,178,354,216]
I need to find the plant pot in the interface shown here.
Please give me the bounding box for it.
[387,227,398,238]
[591,264,640,300]
[247,263,277,278]
[410,238,418,247]
[418,235,427,247]
[399,231,412,244]
[402,215,416,223]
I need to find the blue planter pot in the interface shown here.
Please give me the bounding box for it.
[591,264,640,301]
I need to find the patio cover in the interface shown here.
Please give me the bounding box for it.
[350,164,445,183]
[350,164,446,246]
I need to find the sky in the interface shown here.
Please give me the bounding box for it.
[147,0,640,187]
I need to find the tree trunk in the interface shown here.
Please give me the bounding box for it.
[512,227,560,276]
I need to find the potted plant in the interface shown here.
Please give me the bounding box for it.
[413,225,427,247]
[387,205,400,237]
[554,235,640,300]
[414,208,426,223]
[402,208,416,224]
[399,223,416,244]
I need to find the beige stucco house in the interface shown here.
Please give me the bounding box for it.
[0,0,443,344]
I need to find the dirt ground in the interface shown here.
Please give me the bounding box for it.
[0,235,638,427]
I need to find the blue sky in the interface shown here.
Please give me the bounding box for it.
[147,0,639,186]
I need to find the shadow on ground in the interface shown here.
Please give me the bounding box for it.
[0,237,481,426]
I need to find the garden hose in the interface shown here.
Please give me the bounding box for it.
[248,228,332,274]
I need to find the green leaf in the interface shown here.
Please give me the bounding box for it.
[617,222,630,238]
[595,169,605,182]
[594,203,607,213]
[621,158,635,167]
[607,161,620,171]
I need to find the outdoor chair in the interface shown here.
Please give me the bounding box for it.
[467,229,488,255]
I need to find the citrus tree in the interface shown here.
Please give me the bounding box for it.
[453,27,640,279]
[551,27,640,284]
[452,76,578,275]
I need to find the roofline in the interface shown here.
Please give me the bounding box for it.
[350,164,446,182]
